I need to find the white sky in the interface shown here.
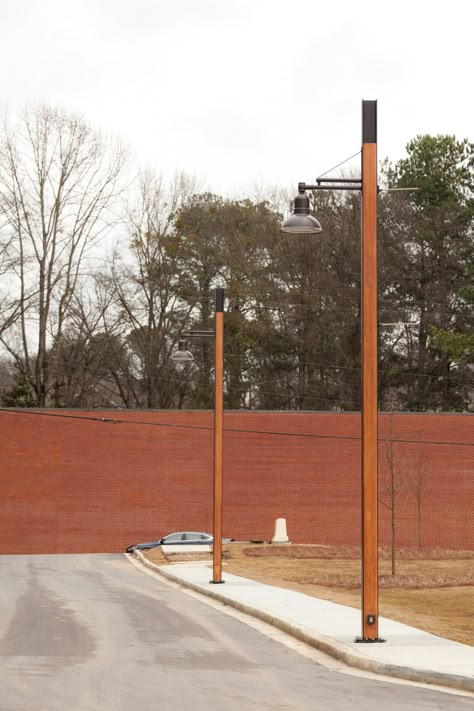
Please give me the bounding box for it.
[1,0,473,197]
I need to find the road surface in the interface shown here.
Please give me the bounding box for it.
[0,554,470,710]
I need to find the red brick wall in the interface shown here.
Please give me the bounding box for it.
[1,410,472,553]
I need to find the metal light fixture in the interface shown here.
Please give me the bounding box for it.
[281,101,384,644]
[171,340,194,364]
[281,189,322,235]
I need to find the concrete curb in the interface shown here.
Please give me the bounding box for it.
[133,552,474,694]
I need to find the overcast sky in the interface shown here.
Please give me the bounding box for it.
[1,0,473,197]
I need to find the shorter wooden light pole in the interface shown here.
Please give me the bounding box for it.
[211,287,225,584]
[174,288,226,583]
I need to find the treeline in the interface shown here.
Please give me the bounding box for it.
[0,104,473,412]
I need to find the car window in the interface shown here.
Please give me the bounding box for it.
[184,533,201,541]
[163,533,185,542]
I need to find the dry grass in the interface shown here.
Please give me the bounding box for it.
[238,544,474,589]
[144,543,474,646]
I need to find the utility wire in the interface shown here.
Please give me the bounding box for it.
[0,407,472,447]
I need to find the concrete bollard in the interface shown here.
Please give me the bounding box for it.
[271,517,290,544]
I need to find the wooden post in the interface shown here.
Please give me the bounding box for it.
[211,287,225,584]
[359,100,383,641]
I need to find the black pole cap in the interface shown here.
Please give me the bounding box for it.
[362,100,377,144]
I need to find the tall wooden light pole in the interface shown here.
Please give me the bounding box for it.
[281,100,384,642]
[359,100,382,641]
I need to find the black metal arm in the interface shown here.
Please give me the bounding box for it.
[183,330,215,338]
[298,179,362,192]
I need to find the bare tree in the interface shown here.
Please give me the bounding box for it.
[97,171,199,408]
[46,283,131,408]
[0,211,24,338]
[0,103,128,406]
[379,415,411,574]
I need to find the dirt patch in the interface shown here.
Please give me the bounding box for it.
[144,543,474,646]
[228,544,474,588]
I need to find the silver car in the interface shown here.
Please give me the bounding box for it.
[126,531,233,553]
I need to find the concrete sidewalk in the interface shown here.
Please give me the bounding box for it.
[133,553,474,694]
